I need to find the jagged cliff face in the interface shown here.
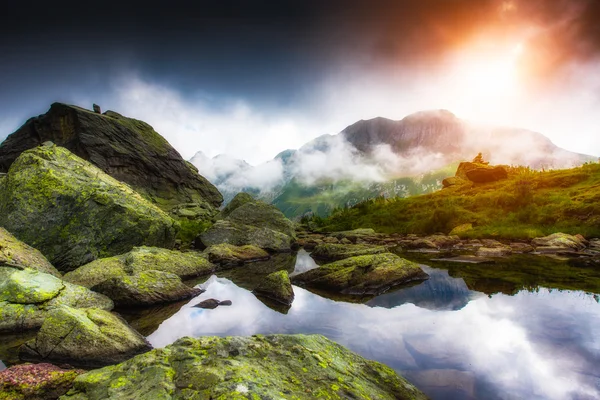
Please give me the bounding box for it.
[0,103,223,210]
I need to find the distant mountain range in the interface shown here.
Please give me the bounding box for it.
[191,110,595,218]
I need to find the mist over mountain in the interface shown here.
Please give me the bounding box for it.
[191,110,595,216]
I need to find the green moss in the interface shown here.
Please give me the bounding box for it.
[313,163,600,239]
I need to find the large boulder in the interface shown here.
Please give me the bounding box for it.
[310,243,388,261]
[0,103,222,210]
[0,363,84,400]
[0,227,60,277]
[64,246,214,288]
[204,243,269,265]
[20,307,151,368]
[455,161,508,183]
[200,220,295,252]
[199,193,296,252]
[61,334,426,399]
[0,145,178,272]
[253,270,294,306]
[0,267,113,333]
[292,253,428,295]
[91,270,202,306]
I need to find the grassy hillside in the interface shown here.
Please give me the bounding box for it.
[272,165,457,219]
[310,163,600,239]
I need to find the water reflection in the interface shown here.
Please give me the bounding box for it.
[147,273,600,399]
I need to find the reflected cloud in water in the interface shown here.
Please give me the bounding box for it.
[148,270,600,399]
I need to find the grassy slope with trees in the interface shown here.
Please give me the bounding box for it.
[309,163,600,239]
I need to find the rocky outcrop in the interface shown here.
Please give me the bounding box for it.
[0,144,177,272]
[0,267,113,333]
[204,243,270,265]
[0,103,222,210]
[20,307,151,368]
[0,227,60,277]
[63,247,211,306]
[219,192,254,218]
[91,270,202,306]
[310,243,388,261]
[253,270,295,305]
[455,162,508,183]
[532,233,587,251]
[0,363,84,400]
[61,334,426,399]
[292,253,428,295]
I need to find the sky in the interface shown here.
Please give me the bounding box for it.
[1,0,599,164]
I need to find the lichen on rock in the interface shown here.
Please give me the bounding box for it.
[0,144,178,272]
[310,243,388,261]
[253,270,294,306]
[60,334,427,399]
[0,267,113,333]
[292,253,428,295]
[20,306,151,368]
[204,243,270,265]
[0,227,60,277]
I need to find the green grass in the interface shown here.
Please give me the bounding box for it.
[311,163,600,239]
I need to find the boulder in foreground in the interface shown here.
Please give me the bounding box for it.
[20,306,151,368]
[204,243,270,265]
[0,144,177,272]
[0,363,84,400]
[0,267,113,333]
[60,334,426,399]
[292,253,428,295]
[310,243,387,261]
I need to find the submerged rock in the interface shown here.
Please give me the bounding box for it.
[91,270,202,307]
[0,267,113,333]
[20,307,151,369]
[61,334,426,399]
[204,243,270,265]
[0,227,60,277]
[310,243,387,261]
[532,233,586,250]
[193,298,232,309]
[64,246,214,289]
[292,253,428,295]
[0,363,84,400]
[253,270,294,305]
[0,145,177,272]
[0,103,222,210]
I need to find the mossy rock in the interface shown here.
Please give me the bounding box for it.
[0,144,178,272]
[0,227,60,277]
[253,270,294,306]
[532,232,586,250]
[292,253,429,295]
[0,267,113,333]
[226,201,295,238]
[200,220,294,252]
[311,243,388,261]
[0,363,84,400]
[204,243,270,265]
[60,334,427,399]
[20,306,152,369]
[91,270,202,307]
[0,103,223,210]
[64,246,214,288]
[219,192,254,219]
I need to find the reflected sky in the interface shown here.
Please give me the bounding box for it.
[148,267,600,400]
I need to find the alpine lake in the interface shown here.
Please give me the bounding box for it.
[1,248,599,400]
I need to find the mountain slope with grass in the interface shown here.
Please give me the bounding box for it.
[310,163,600,239]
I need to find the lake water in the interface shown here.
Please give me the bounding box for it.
[2,250,600,399]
